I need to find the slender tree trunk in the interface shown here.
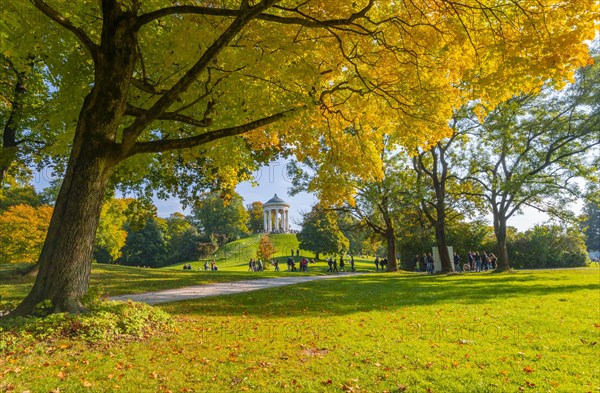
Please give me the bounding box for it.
[0,68,26,185]
[494,216,510,271]
[385,229,398,271]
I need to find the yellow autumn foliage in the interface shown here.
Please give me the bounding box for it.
[0,204,52,264]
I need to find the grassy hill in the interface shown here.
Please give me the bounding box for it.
[165,233,311,270]
[163,233,378,272]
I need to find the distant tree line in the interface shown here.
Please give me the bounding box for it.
[0,185,266,268]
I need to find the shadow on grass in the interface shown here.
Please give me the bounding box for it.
[160,269,600,318]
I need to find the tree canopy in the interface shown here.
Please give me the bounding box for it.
[298,205,349,259]
[191,191,249,243]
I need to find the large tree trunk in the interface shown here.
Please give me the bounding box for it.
[6,2,138,317]
[385,229,398,271]
[8,148,116,315]
[494,216,510,271]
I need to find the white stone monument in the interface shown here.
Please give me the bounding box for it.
[263,194,290,233]
[433,246,454,272]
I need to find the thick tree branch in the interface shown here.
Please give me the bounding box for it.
[128,106,302,156]
[125,103,213,128]
[31,0,99,63]
[130,78,169,95]
[122,0,276,150]
[136,1,374,31]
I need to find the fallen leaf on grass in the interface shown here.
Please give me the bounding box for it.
[523,366,534,374]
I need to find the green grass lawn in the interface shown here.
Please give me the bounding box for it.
[1,267,599,392]
[0,233,376,303]
[0,248,376,304]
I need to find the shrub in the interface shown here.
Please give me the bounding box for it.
[0,297,173,352]
[508,225,590,268]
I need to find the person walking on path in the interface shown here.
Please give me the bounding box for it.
[327,257,333,272]
[380,257,388,271]
[474,252,481,272]
[453,252,461,272]
[374,257,380,271]
[274,260,280,271]
[339,256,346,272]
[426,253,434,274]
[489,253,497,269]
[350,256,356,272]
[332,257,339,272]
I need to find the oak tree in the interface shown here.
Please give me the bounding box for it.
[465,61,600,270]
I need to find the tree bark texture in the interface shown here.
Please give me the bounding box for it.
[0,67,27,185]
[385,229,398,272]
[6,3,138,316]
[494,217,510,271]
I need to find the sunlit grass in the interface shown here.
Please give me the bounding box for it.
[2,267,598,392]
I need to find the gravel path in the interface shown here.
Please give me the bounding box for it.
[109,273,359,305]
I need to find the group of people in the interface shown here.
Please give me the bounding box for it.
[248,258,264,272]
[204,260,218,271]
[414,251,498,273]
[464,251,497,272]
[183,260,219,271]
[374,257,389,272]
[413,253,435,274]
[286,256,313,272]
[325,255,356,272]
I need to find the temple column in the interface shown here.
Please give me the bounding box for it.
[285,210,289,232]
[279,209,283,231]
[263,210,268,233]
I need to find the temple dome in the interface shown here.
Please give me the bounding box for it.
[264,193,290,207]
